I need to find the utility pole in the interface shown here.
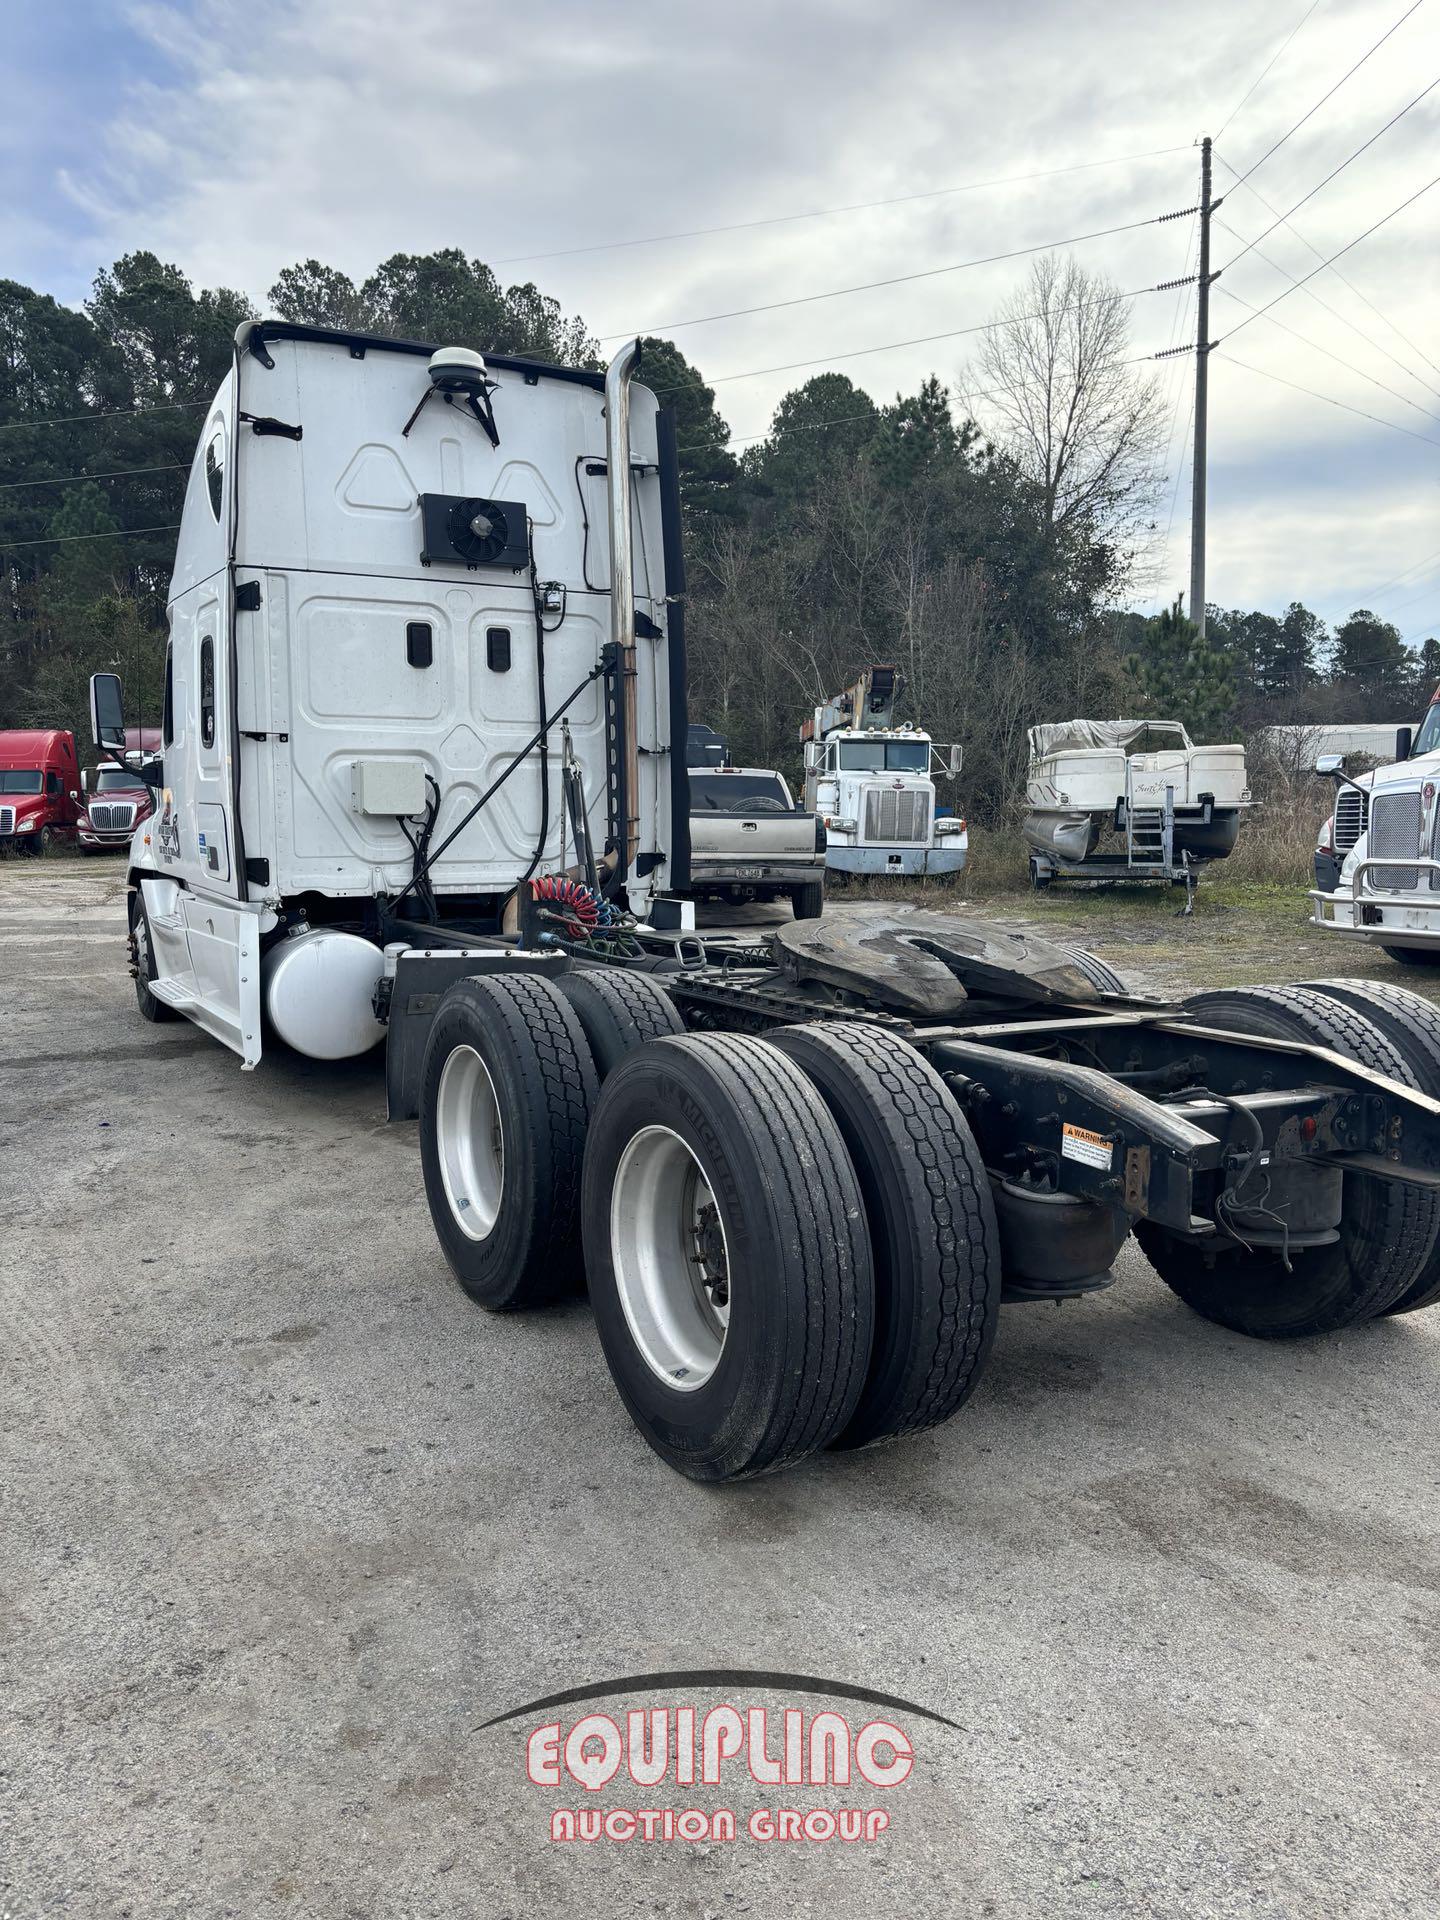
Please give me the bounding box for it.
[1189,135,1219,639]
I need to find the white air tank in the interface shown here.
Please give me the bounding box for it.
[262,927,386,1059]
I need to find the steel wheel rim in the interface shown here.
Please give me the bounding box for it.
[436,1044,505,1241]
[610,1125,731,1391]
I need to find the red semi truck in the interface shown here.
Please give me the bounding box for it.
[0,730,81,853]
[74,761,155,852]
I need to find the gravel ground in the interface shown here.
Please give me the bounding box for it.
[3,857,1436,1919]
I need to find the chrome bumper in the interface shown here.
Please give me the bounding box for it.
[1310,857,1440,943]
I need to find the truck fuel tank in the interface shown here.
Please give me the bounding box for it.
[262,927,387,1059]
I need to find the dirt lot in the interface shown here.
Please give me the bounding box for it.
[3,856,1437,1920]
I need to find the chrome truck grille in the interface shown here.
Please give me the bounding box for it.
[90,802,137,833]
[863,787,929,844]
[1333,785,1368,854]
[0,807,13,835]
[1368,790,1422,890]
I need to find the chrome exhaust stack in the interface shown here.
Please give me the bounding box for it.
[605,340,642,876]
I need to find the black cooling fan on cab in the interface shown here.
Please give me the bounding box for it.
[419,494,530,571]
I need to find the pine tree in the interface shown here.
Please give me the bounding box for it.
[1137,596,1236,739]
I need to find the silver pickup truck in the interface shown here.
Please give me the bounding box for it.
[687,766,826,919]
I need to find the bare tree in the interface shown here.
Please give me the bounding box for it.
[966,255,1166,570]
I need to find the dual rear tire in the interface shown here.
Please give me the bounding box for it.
[420,970,1000,1479]
[1136,984,1440,1335]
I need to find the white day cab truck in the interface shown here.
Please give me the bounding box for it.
[1311,689,1440,966]
[800,666,966,878]
[94,320,1440,1482]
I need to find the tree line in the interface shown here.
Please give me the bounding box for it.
[1,246,1431,826]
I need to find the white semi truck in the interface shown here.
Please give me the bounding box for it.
[92,320,687,1067]
[800,666,966,878]
[1310,689,1440,965]
[91,323,1440,1483]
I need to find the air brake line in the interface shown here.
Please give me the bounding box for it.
[387,656,613,915]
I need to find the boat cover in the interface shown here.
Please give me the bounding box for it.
[1027,719,1193,759]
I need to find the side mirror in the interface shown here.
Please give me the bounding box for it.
[1397,726,1414,761]
[90,672,126,755]
[802,741,818,772]
[69,789,81,805]
[80,768,89,794]
[948,744,964,777]
[1315,754,1345,776]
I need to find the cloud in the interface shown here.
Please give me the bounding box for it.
[13,0,1440,624]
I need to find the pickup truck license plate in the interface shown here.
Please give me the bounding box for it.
[736,866,763,880]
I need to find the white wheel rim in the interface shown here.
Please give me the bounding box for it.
[610,1125,731,1391]
[436,1044,505,1241]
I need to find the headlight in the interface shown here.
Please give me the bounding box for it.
[17,818,35,831]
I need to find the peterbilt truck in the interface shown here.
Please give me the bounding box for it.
[1311,691,1440,965]
[800,666,966,877]
[92,321,1440,1484]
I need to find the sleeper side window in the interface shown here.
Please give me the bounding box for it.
[204,430,225,522]
[162,643,175,747]
[200,637,215,750]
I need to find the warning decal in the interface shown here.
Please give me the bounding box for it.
[1061,1123,1114,1171]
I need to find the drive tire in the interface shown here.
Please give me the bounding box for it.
[1135,985,1440,1336]
[130,892,178,1024]
[581,1033,874,1480]
[1299,976,1440,1314]
[790,881,825,920]
[1381,945,1440,967]
[557,968,686,1079]
[421,973,598,1310]
[769,1021,1001,1448]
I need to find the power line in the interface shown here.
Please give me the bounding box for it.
[1222,171,1440,341]
[1214,199,1440,402]
[0,522,180,553]
[0,461,188,494]
[1212,278,1440,422]
[649,283,1174,399]
[492,145,1192,267]
[1366,546,1440,601]
[1229,0,1426,186]
[0,399,206,434]
[675,405,908,459]
[1216,349,1440,445]
[1385,576,1440,617]
[1149,223,1201,608]
[1152,393,1196,615]
[1220,75,1440,275]
[601,212,1177,340]
[1216,152,1440,386]
[1215,0,1327,142]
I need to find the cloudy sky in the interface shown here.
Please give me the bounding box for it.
[7,0,1438,636]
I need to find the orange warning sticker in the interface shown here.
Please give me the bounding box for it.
[1061,1122,1114,1171]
